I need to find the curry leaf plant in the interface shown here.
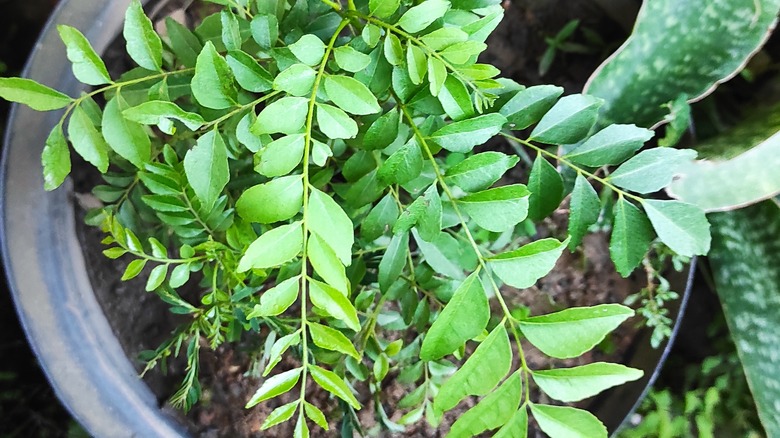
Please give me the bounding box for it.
[0,0,712,436]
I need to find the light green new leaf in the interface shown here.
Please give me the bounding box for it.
[438,75,475,121]
[493,409,529,438]
[384,34,404,66]
[429,113,507,153]
[256,134,305,177]
[608,148,697,194]
[309,279,360,331]
[444,152,518,192]
[294,413,308,438]
[317,103,358,139]
[309,365,361,409]
[518,304,634,359]
[428,57,447,96]
[57,25,112,85]
[532,362,643,403]
[397,0,451,33]
[421,27,469,51]
[289,34,326,66]
[447,371,523,438]
[420,271,489,361]
[67,105,109,173]
[261,402,299,430]
[246,368,302,408]
[253,97,309,135]
[123,101,205,130]
[434,324,512,413]
[144,265,167,292]
[308,234,349,294]
[567,174,600,249]
[527,154,564,221]
[236,176,303,224]
[610,198,653,277]
[369,0,400,18]
[192,41,237,110]
[238,221,303,272]
[264,333,301,377]
[378,138,423,185]
[439,41,487,65]
[184,129,229,211]
[0,78,71,111]
[226,50,274,93]
[124,0,163,71]
[406,45,427,85]
[642,199,711,257]
[324,75,382,115]
[565,124,654,167]
[42,123,71,191]
[309,187,355,265]
[530,404,607,438]
[273,64,316,96]
[248,276,300,317]
[303,402,329,431]
[458,184,530,232]
[309,323,360,360]
[334,46,372,73]
[500,85,563,130]
[250,14,278,49]
[529,94,603,144]
[364,108,400,150]
[378,232,409,293]
[102,94,151,169]
[489,237,569,289]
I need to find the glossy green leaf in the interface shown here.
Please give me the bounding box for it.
[532,362,643,402]
[518,304,634,359]
[420,271,489,361]
[439,41,486,65]
[42,123,71,191]
[308,187,355,265]
[396,184,442,241]
[565,124,653,167]
[447,371,523,438]
[124,0,163,71]
[309,365,361,409]
[250,14,278,49]
[256,134,305,177]
[289,34,326,66]
[528,152,567,220]
[294,413,309,438]
[421,27,469,51]
[226,50,274,92]
[274,64,316,96]
[444,152,518,193]
[428,57,447,96]
[397,0,451,33]
[324,75,382,115]
[303,402,328,431]
[530,404,607,438]
[406,45,427,85]
[248,276,300,317]
[308,234,349,294]
[123,101,205,131]
[165,17,202,68]
[309,279,360,331]
[184,129,229,211]
[253,96,309,135]
[488,237,568,289]
[264,333,301,377]
[529,94,603,144]
[361,195,400,241]
[220,10,241,51]
[309,322,360,360]
[493,409,529,438]
[378,232,409,293]
[429,113,507,153]
[378,138,423,184]
[438,75,475,121]
[434,324,512,412]
[102,94,151,169]
[383,34,404,66]
[610,198,653,277]
[192,41,237,109]
[413,229,474,279]
[363,108,400,150]
[369,0,400,18]
[500,85,563,130]
[246,368,302,408]
[334,46,372,73]
[642,199,711,257]
[145,264,167,291]
[67,105,109,173]
[608,148,697,194]
[236,176,303,224]
[458,184,530,232]
[121,259,147,281]
[567,174,600,249]
[261,401,299,430]
[0,78,72,111]
[238,222,304,271]
[317,103,358,139]
[57,25,111,85]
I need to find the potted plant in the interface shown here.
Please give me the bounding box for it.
[0,0,712,436]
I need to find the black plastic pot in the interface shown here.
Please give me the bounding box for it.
[0,1,693,436]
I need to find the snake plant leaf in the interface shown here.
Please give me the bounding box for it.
[585,0,780,128]
[707,202,780,436]
[447,371,523,438]
[532,362,643,403]
[529,404,607,438]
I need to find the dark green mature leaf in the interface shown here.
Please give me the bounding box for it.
[317,103,358,139]
[102,94,151,169]
[309,279,361,331]
[565,124,653,167]
[378,232,409,293]
[261,402,299,430]
[123,100,205,131]
[500,85,563,130]
[438,75,475,121]
[363,108,400,150]
[308,234,349,294]
[378,138,423,184]
[395,184,442,241]
[254,97,309,135]
[256,134,305,177]
[67,105,109,172]
[184,129,229,211]
[529,94,603,144]
[444,152,518,193]
[530,404,607,438]
[166,17,201,68]
[440,41,487,65]
[527,154,564,221]
[397,0,451,33]
[610,198,653,277]
[420,272,489,361]
[309,365,361,409]
[309,187,355,265]
[0,78,72,111]
[458,185,530,232]
[250,14,279,49]
[238,221,304,271]
[324,76,382,115]
[274,64,316,96]
[57,25,112,85]
[448,371,523,438]
[309,322,360,360]
[608,148,697,194]
[360,195,400,241]
[236,176,304,224]
[434,324,512,413]
[642,199,710,257]
[248,276,300,317]
[532,362,642,403]
[413,229,475,279]
[192,41,237,110]
[124,0,163,71]
[42,123,71,191]
[567,174,600,249]
[246,368,302,408]
[429,113,507,153]
[227,50,274,92]
[519,304,634,359]
[488,237,568,289]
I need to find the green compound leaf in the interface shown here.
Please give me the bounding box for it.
[309,279,361,332]
[584,0,780,128]
[57,25,112,86]
[642,199,711,257]
[420,271,489,361]
[608,148,697,194]
[289,34,326,66]
[529,404,607,438]
[529,94,603,144]
[67,105,109,173]
[444,152,519,193]
[124,0,163,71]
[527,153,564,221]
[369,0,400,18]
[532,362,643,403]
[378,138,423,185]
[458,184,530,232]
[304,401,329,431]
[518,304,634,359]
[253,97,309,135]
[183,129,229,211]
[238,221,304,272]
[378,232,409,293]
[226,50,274,93]
[610,198,653,277]
[220,10,241,52]
[0,77,72,111]
[397,0,451,33]
[334,46,372,73]
[493,408,529,438]
[434,324,512,413]
[261,401,299,430]
[273,64,316,97]
[324,75,382,115]
[123,100,205,131]
[308,187,355,266]
[384,34,404,66]
[294,413,308,438]
[42,123,71,191]
[488,237,569,289]
[309,365,361,409]
[192,41,237,110]
[247,276,300,317]
[317,103,358,140]
[145,264,167,292]
[246,367,302,408]
[363,108,400,150]
[567,174,600,249]
[564,124,654,167]
[309,322,360,360]
[256,134,305,177]
[102,94,151,169]
[429,113,507,153]
[500,85,563,131]
[236,176,304,224]
[308,234,349,294]
[447,371,523,438]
